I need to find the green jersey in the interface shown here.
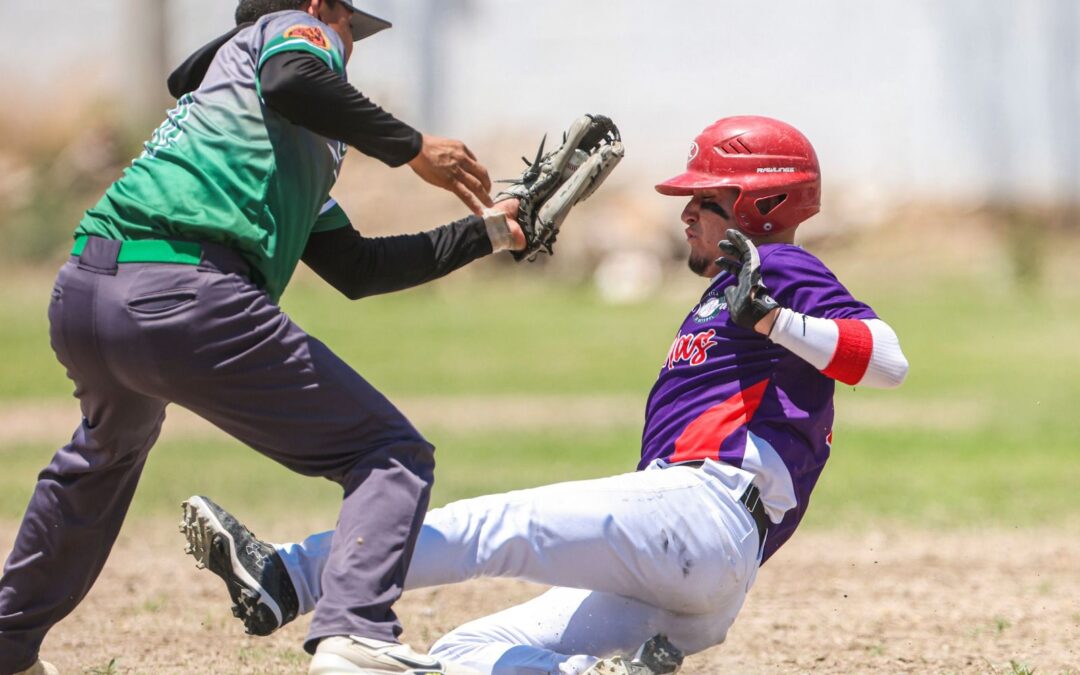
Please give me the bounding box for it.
[78,11,352,302]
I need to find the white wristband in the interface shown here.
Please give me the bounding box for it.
[481,209,513,253]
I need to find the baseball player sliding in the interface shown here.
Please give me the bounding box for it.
[0,2,621,674]
[181,116,910,675]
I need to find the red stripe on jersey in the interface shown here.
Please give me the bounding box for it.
[670,378,770,464]
[822,319,874,385]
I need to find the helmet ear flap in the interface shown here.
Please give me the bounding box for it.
[755,194,787,216]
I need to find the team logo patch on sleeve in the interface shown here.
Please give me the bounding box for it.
[283,25,331,50]
[693,295,726,324]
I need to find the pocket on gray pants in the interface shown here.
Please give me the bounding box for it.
[126,288,197,314]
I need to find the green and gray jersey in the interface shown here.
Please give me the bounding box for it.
[78,11,351,302]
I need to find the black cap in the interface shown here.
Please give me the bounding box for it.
[337,1,392,41]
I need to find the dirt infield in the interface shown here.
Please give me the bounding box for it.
[3,521,1076,674]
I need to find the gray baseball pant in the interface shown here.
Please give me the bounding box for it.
[0,236,433,673]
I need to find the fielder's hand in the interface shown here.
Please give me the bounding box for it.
[717,229,780,334]
[408,134,494,216]
[484,197,528,252]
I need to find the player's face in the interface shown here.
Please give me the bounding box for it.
[315,1,354,62]
[681,188,739,278]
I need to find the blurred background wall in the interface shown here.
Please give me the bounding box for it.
[2,7,1079,672]
[0,0,1076,275]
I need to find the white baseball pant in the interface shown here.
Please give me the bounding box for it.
[278,459,763,674]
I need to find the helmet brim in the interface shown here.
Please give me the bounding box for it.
[654,170,734,196]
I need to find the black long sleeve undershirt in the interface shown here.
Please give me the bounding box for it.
[260,51,422,167]
[301,216,494,300]
[169,27,484,295]
[166,28,422,166]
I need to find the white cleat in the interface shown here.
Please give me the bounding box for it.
[14,661,59,675]
[309,636,480,675]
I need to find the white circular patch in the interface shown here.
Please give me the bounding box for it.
[697,297,722,319]
[763,222,774,231]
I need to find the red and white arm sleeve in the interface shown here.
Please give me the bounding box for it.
[768,308,909,388]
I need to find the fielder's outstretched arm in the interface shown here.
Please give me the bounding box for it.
[168,26,422,166]
[301,200,520,300]
[168,25,491,213]
[259,52,493,213]
[303,218,491,300]
[259,52,423,167]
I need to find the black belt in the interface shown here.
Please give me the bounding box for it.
[673,461,769,549]
[738,483,770,550]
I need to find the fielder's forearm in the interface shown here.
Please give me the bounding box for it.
[768,308,909,388]
[301,216,494,300]
[259,52,422,167]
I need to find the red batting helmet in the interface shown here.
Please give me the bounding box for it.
[655,116,821,235]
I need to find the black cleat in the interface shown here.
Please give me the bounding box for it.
[179,495,299,636]
[631,634,684,674]
[584,634,684,675]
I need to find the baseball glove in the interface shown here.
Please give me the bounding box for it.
[497,114,624,261]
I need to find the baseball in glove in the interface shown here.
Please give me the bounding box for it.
[496,114,624,261]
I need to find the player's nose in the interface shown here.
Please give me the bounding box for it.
[681,199,699,225]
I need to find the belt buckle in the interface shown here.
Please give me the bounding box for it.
[740,483,760,510]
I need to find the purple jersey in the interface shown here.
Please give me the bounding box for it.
[639,244,876,562]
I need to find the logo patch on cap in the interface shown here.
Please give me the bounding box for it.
[687,142,700,163]
[284,25,330,50]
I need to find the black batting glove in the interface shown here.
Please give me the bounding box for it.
[717,229,780,331]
